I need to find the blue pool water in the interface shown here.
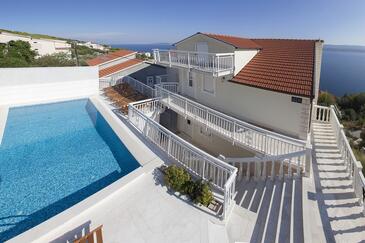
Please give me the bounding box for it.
[0,99,140,241]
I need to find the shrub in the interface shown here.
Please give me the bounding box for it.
[318,92,336,107]
[185,180,214,206]
[163,165,214,206]
[195,180,214,206]
[163,165,191,193]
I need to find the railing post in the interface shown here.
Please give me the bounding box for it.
[232,121,236,143]
[184,99,188,118]
[187,52,190,68]
[305,144,312,176]
[168,51,172,67]
[167,134,172,156]
[217,56,220,75]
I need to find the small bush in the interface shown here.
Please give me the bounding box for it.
[163,165,191,193]
[195,180,214,206]
[163,165,214,206]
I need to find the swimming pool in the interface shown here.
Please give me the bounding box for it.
[0,99,140,241]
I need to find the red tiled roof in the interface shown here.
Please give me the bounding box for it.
[86,50,136,66]
[231,39,317,97]
[201,33,261,49]
[99,59,143,77]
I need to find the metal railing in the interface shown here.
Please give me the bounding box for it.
[221,150,309,181]
[313,104,365,214]
[156,85,309,158]
[312,104,331,122]
[128,99,237,219]
[153,49,234,76]
[156,74,168,84]
[122,76,156,98]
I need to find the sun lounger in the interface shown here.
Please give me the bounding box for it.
[74,225,103,243]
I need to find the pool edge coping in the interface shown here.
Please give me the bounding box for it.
[0,105,9,146]
[6,96,165,243]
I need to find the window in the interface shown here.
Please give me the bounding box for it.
[146,76,154,87]
[188,71,193,87]
[203,75,215,94]
[187,119,191,125]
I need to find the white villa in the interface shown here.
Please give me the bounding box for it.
[0,31,72,56]
[0,32,364,243]
[79,41,108,51]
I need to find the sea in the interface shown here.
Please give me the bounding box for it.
[112,44,365,97]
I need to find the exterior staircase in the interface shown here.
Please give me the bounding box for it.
[312,121,365,242]
[230,177,304,243]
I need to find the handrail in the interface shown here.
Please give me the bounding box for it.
[122,76,155,98]
[313,104,365,213]
[222,149,308,180]
[153,49,234,76]
[224,150,307,163]
[129,100,236,173]
[128,99,237,219]
[156,85,307,155]
[154,49,233,56]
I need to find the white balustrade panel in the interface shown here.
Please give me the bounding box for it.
[128,99,237,219]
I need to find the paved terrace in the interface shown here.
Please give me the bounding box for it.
[8,94,365,243]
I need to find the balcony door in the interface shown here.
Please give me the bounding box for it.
[196,42,209,70]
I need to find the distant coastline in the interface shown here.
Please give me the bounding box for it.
[111,43,172,52]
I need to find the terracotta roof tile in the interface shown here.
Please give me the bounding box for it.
[191,33,320,97]
[230,38,318,97]
[99,59,143,77]
[86,50,136,66]
[201,32,261,49]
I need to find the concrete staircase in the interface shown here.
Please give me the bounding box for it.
[232,177,304,243]
[312,122,365,242]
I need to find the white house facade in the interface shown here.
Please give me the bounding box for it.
[154,33,323,141]
[0,31,71,56]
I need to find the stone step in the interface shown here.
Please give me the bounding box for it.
[313,131,335,137]
[315,153,342,159]
[315,148,340,153]
[313,123,332,127]
[313,126,333,131]
[316,158,345,165]
[314,143,338,149]
[313,134,336,140]
[314,138,337,144]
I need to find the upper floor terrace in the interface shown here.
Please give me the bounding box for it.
[153,49,235,77]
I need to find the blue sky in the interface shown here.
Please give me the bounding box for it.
[1,0,364,45]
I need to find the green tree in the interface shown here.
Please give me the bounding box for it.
[33,53,75,67]
[318,92,336,106]
[0,40,37,67]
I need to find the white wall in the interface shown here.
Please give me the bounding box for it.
[0,67,99,106]
[234,49,259,75]
[179,70,311,139]
[176,115,255,158]
[0,32,71,56]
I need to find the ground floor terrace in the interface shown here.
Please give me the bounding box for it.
[1,68,365,242]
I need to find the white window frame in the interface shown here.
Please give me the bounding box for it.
[202,74,216,96]
[146,76,154,87]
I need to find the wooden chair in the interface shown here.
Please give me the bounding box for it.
[74,225,103,243]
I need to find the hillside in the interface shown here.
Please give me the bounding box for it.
[0,28,74,42]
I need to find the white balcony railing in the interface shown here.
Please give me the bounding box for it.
[153,49,234,77]
[221,150,308,181]
[128,99,237,220]
[156,85,311,171]
[313,104,365,213]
